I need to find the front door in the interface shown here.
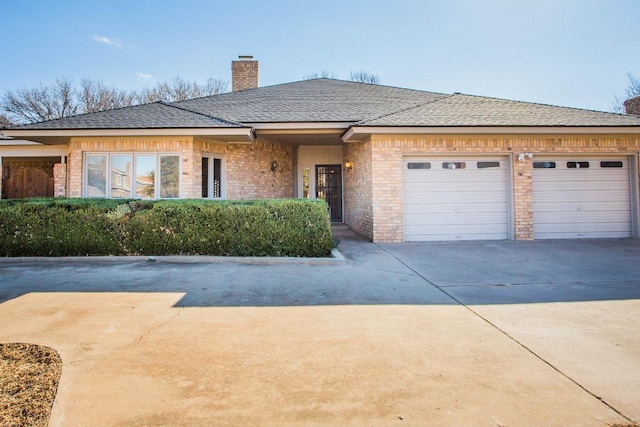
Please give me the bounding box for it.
[316,164,342,222]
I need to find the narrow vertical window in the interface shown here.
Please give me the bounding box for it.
[213,158,221,198]
[202,156,223,198]
[135,155,156,199]
[302,167,310,198]
[111,155,132,198]
[160,155,180,198]
[86,155,107,197]
[202,157,209,198]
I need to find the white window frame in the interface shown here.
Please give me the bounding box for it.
[202,154,226,199]
[83,152,181,199]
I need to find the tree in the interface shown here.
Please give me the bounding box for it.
[2,76,229,124]
[79,79,137,113]
[613,73,640,113]
[137,77,228,103]
[348,70,380,84]
[0,113,13,128]
[303,70,337,80]
[2,78,78,123]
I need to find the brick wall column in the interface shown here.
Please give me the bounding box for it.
[0,164,3,199]
[513,155,534,240]
[53,163,67,197]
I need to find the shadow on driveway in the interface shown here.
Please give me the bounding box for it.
[1,234,639,307]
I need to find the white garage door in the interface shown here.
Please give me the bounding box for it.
[532,157,631,239]
[403,157,509,241]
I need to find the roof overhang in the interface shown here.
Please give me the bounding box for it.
[0,127,256,145]
[250,122,352,146]
[342,126,640,142]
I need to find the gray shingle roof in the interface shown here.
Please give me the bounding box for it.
[5,79,640,131]
[175,79,448,123]
[8,102,245,130]
[358,93,640,127]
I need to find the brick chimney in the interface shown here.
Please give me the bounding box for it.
[232,56,259,92]
[623,96,640,115]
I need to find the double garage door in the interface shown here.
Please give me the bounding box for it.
[403,156,634,241]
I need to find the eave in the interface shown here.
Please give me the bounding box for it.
[342,126,640,142]
[0,127,256,145]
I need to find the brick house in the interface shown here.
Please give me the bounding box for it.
[2,57,640,242]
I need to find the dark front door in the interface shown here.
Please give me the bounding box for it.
[316,164,342,222]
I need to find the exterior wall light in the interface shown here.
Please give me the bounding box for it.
[270,160,278,172]
[517,153,534,161]
[345,161,353,170]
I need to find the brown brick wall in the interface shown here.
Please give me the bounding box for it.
[197,138,294,199]
[344,139,373,240]
[67,137,195,198]
[368,134,640,243]
[624,96,640,115]
[232,59,259,92]
[67,136,293,199]
[53,163,67,197]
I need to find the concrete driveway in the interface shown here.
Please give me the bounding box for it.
[0,231,639,426]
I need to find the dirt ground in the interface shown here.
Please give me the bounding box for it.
[0,343,61,427]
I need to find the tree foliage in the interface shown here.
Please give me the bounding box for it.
[613,73,640,113]
[1,76,229,124]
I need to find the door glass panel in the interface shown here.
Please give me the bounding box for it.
[111,155,132,198]
[202,157,209,198]
[135,155,156,198]
[302,167,310,198]
[213,158,221,198]
[86,155,107,197]
[160,155,180,198]
[316,165,342,222]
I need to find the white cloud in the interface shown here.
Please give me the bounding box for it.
[93,35,122,48]
[136,72,154,80]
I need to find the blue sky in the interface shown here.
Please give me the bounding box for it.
[2,0,639,112]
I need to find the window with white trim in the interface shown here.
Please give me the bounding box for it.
[84,153,180,199]
[201,155,224,198]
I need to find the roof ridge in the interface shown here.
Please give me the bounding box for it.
[357,94,454,125]
[160,101,248,127]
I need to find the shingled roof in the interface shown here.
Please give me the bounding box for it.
[8,101,246,130]
[4,78,640,133]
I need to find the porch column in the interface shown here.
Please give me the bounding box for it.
[53,163,67,197]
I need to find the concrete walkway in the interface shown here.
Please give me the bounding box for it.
[0,231,639,426]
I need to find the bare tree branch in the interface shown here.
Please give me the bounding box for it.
[348,70,380,84]
[2,76,229,123]
[613,73,640,113]
[303,70,337,80]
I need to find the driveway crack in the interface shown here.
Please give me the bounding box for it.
[376,243,638,425]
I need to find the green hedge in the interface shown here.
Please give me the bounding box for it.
[0,198,334,257]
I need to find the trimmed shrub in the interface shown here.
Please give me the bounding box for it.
[0,198,334,257]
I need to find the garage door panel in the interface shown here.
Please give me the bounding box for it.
[404,201,507,214]
[535,211,631,224]
[533,190,630,203]
[533,201,630,213]
[533,179,629,191]
[405,224,508,241]
[405,212,508,225]
[403,191,507,204]
[533,157,631,239]
[403,157,508,241]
